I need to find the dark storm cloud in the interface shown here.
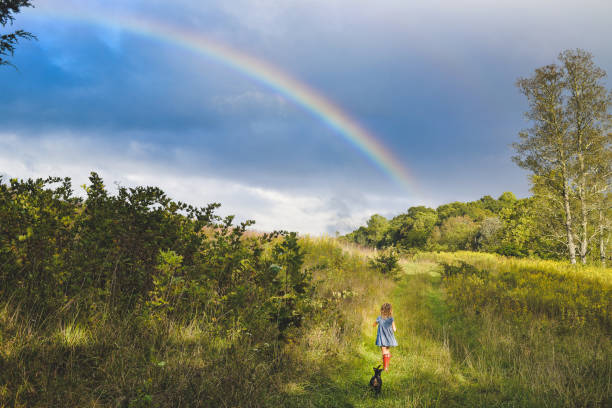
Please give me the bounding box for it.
[1,0,611,233]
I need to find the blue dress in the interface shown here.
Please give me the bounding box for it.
[375,316,398,347]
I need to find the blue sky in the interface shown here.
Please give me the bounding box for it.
[1,0,611,234]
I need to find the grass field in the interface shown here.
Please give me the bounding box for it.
[271,247,611,407]
[1,240,610,407]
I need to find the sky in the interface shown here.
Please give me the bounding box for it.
[1,0,611,234]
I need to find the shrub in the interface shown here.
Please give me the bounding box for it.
[0,173,319,337]
[368,248,401,276]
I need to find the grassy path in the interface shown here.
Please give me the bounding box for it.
[280,260,478,407]
[275,253,611,407]
[327,260,471,408]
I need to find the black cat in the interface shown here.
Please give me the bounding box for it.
[369,365,383,394]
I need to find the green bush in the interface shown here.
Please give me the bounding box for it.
[0,174,321,341]
[368,248,401,276]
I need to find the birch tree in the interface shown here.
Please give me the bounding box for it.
[591,133,611,266]
[514,64,577,263]
[560,49,611,264]
[514,49,611,265]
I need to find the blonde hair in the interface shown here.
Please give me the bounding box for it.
[380,303,392,319]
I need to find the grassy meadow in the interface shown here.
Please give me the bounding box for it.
[1,236,610,407]
[1,5,610,406]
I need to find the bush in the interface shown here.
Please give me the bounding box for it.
[368,248,401,276]
[0,173,322,339]
[0,173,222,316]
[0,231,377,407]
[1,173,381,407]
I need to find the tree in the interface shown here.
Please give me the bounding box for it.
[497,199,538,257]
[514,50,611,264]
[476,216,502,251]
[498,191,517,204]
[560,49,612,264]
[596,192,611,266]
[344,214,389,248]
[386,206,437,250]
[1,0,34,67]
[591,135,612,266]
[430,215,479,251]
[365,214,389,247]
[514,62,577,263]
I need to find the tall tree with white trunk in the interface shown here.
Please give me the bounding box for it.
[514,63,577,263]
[560,49,611,264]
[514,49,611,265]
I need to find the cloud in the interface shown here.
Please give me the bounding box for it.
[0,132,416,234]
[211,91,289,115]
[5,0,611,231]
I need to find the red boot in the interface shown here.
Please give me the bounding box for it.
[383,354,390,371]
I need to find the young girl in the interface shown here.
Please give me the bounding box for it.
[373,302,397,371]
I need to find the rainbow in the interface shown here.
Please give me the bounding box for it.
[32,5,417,193]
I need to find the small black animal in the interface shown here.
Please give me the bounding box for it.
[369,365,383,394]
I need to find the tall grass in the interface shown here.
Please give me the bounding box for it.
[277,248,612,407]
[412,251,612,407]
[2,242,610,407]
[414,250,612,284]
[415,251,611,329]
[0,237,394,407]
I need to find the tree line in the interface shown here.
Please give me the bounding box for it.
[344,192,558,258]
[345,49,611,266]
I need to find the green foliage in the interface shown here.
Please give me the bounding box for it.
[0,232,378,407]
[343,194,516,254]
[429,215,479,251]
[497,195,566,259]
[475,216,503,251]
[0,173,323,344]
[514,49,611,264]
[0,174,369,407]
[342,190,591,262]
[368,248,400,276]
[496,197,540,257]
[266,232,315,336]
[0,173,222,316]
[146,250,186,316]
[387,206,438,250]
[1,0,35,67]
[498,191,517,203]
[344,214,388,247]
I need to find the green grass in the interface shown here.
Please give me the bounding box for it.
[2,242,610,407]
[271,255,611,407]
[271,261,470,407]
